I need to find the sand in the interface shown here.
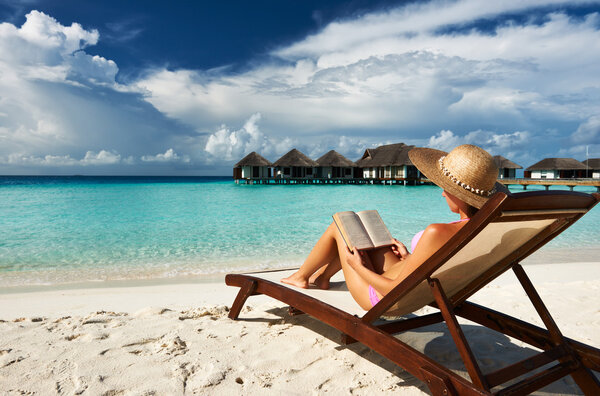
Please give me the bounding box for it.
[0,262,598,395]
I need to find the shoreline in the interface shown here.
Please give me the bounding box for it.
[2,244,600,292]
[1,261,598,319]
[1,255,597,294]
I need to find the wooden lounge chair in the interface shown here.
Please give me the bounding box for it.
[225,190,600,395]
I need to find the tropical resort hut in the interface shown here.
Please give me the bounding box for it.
[493,155,522,179]
[355,143,418,182]
[582,158,600,179]
[315,150,357,179]
[524,158,587,179]
[273,148,318,179]
[233,151,273,182]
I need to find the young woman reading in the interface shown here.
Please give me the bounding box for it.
[281,144,506,310]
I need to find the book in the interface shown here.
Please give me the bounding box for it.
[332,210,394,252]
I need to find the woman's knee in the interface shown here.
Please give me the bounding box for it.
[325,222,341,239]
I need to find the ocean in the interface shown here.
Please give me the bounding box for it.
[1,176,598,288]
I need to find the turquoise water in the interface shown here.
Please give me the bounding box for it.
[1,176,598,287]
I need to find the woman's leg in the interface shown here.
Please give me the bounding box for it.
[281,223,340,288]
[307,247,399,290]
[329,230,373,309]
[281,222,396,309]
[308,256,341,289]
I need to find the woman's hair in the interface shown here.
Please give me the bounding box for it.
[465,205,478,218]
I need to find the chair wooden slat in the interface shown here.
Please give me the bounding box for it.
[485,346,567,388]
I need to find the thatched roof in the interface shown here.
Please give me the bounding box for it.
[273,148,318,167]
[316,150,356,167]
[526,158,587,171]
[493,155,522,169]
[356,143,414,167]
[582,158,600,169]
[234,152,272,167]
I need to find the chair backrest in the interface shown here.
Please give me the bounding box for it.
[365,190,599,320]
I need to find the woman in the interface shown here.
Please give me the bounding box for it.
[281,144,505,310]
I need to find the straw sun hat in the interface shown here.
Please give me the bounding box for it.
[409,144,506,209]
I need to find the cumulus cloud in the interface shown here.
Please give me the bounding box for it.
[141,148,190,163]
[571,115,600,144]
[81,150,121,165]
[0,10,116,85]
[0,149,126,166]
[0,10,203,173]
[428,129,531,155]
[203,113,388,162]
[428,130,463,152]
[204,113,271,161]
[427,128,547,169]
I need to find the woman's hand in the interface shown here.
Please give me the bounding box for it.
[344,248,371,270]
[390,238,410,260]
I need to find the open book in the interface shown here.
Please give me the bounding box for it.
[332,210,394,252]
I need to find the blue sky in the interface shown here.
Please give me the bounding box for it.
[0,0,599,175]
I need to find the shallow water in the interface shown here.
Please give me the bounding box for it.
[0,176,598,287]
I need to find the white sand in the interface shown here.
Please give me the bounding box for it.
[0,262,598,395]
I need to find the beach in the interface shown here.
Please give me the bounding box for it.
[1,262,598,395]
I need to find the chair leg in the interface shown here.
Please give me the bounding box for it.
[429,278,489,391]
[513,264,600,394]
[420,365,459,396]
[228,280,257,320]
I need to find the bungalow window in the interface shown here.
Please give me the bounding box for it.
[283,167,290,175]
[306,168,313,175]
[345,168,351,175]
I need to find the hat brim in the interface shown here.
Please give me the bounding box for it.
[409,147,508,209]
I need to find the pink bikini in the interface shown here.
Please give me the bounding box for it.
[367,218,470,307]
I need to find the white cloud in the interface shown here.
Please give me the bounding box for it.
[0,10,113,85]
[203,113,390,163]
[0,10,121,157]
[428,129,531,154]
[275,0,596,61]
[81,150,121,165]
[204,113,271,161]
[0,149,125,166]
[134,2,600,147]
[571,115,600,144]
[428,130,463,152]
[141,148,190,163]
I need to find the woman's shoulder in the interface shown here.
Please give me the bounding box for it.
[422,221,465,239]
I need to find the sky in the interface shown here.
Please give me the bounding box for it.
[0,0,599,175]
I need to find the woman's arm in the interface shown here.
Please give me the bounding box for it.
[343,248,397,292]
[344,223,461,296]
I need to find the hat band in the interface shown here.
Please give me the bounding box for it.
[438,156,495,197]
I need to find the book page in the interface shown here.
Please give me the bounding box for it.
[333,211,373,251]
[356,210,393,248]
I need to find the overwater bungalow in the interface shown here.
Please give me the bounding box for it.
[582,158,600,179]
[524,158,587,179]
[493,155,522,179]
[233,151,273,182]
[273,148,318,179]
[355,143,419,182]
[315,150,357,179]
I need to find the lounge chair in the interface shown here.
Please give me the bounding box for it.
[225,190,600,395]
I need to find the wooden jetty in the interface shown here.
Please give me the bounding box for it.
[500,178,600,191]
[235,177,425,185]
[236,176,600,191]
